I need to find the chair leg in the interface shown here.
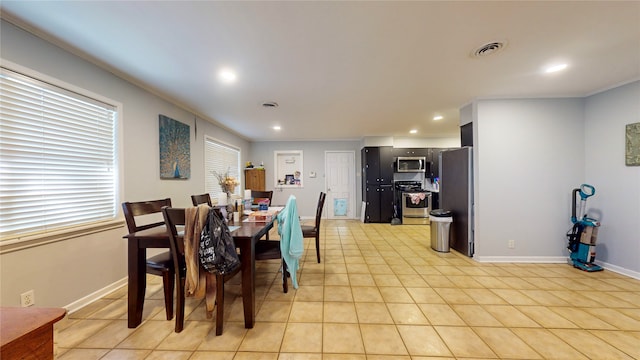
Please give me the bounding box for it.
[174,278,185,333]
[162,269,175,320]
[282,259,288,293]
[315,234,321,263]
[215,275,225,336]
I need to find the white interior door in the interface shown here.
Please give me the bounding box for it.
[325,151,356,219]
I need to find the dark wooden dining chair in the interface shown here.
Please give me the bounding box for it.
[254,240,289,293]
[301,192,326,263]
[191,193,212,206]
[122,198,175,320]
[162,206,241,335]
[251,190,273,206]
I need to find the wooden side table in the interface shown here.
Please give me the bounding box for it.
[0,307,66,360]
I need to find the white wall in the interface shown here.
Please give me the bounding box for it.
[584,81,640,276]
[0,20,250,308]
[474,98,585,261]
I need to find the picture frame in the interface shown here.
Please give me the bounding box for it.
[626,122,640,166]
[159,114,191,179]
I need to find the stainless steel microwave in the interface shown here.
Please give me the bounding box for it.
[396,157,427,172]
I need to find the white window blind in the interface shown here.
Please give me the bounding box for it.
[0,68,117,239]
[204,137,241,197]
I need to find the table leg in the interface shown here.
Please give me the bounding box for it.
[240,238,256,328]
[128,240,146,328]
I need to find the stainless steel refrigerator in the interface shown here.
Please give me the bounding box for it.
[439,147,474,256]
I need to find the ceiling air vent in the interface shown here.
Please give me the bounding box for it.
[262,101,279,108]
[471,41,506,58]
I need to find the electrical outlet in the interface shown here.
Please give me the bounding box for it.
[20,290,35,307]
[508,240,515,249]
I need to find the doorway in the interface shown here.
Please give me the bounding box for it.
[325,151,356,219]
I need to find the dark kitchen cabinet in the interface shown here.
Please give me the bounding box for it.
[362,146,394,223]
[427,148,458,178]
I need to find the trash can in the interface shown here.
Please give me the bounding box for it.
[430,209,453,252]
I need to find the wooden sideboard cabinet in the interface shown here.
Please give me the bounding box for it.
[245,168,265,191]
[1,307,66,360]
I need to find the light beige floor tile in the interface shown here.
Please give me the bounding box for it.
[57,319,114,348]
[322,353,366,360]
[324,273,350,286]
[482,305,540,328]
[619,308,640,321]
[323,323,364,353]
[396,325,451,357]
[76,319,135,348]
[548,307,617,330]
[406,287,445,304]
[256,300,293,322]
[324,263,347,274]
[590,330,640,359]
[348,273,376,286]
[289,301,323,322]
[372,274,403,286]
[68,299,117,319]
[144,350,193,360]
[360,324,408,355]
[355,302,393,324]
[379,287,414,303]
[279,353,323,360]
[368,264,393,274]
[461,288,508,305]
[387,303,429,325]
[584,307,640,330]
[450,304,502,327]
[101,349,152,360]
[549,290,606,307]
[156,320,212,351]
[445,275,484,288]
[490,288,538,305]
[418,304,465,326]
[323,302,358,323]
[294,285,324,302]
[512,328,589,359]
[280,323,323,353]
[351,286,383,302]
[433,265,466,276]
[474,276,511,289]
[433,326,496,358]
[300,273,325,286]
[518,289,571,306]
[346,263,371,274]
[396,274,429,287]
[550,329,634,359]
[232,352,279,360]
[88,298,128,319]
[197,321,247,351]
[412,265,444,276]
[190,351,235,360]
[238,322,286,352]
[324,286,353,302]
[516,305,579,328]
[57,348,110,360]
[473,327,541,359]
[433,288,476,304]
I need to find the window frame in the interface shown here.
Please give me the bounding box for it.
[0,60,123,249]
[204,135,242,199]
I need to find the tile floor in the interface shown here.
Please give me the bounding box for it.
[55,220,640,359]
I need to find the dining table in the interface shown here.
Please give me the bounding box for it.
[124,214,274,329]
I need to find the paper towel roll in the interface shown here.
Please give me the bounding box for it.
[217,193,227,205]
[244,189,252,199]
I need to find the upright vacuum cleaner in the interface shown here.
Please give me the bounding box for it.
[566,184,603,272]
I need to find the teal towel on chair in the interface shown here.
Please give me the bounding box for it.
[276,195,304,288]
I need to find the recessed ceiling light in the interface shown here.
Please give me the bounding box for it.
[409,129,418,134]
[544,63,568,73]
[218,68,237,83]
[273,126,281,131]
[433,115,443,121]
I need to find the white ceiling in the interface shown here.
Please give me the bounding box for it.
[2,1,639,141]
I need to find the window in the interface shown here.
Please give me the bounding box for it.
[204,136,241,197]
[0,68,118,239]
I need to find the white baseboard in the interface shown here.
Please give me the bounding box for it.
[474,256,567,263]
[64,277,128,315]
[595,261,640,280]
[474,256,639,280]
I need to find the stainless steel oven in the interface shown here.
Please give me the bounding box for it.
[402,191,431,225]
